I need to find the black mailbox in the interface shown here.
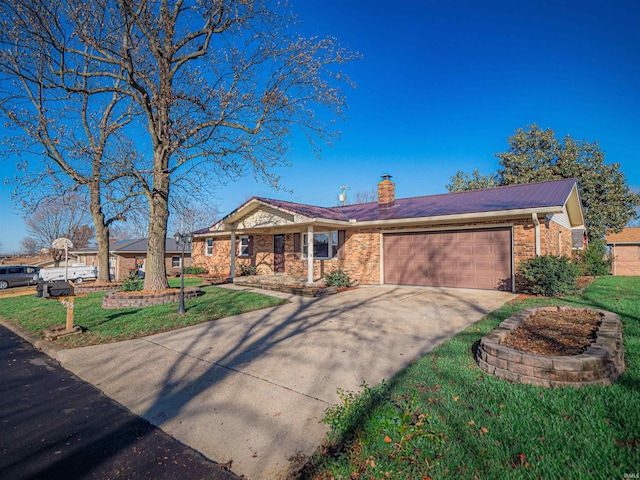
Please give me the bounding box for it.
[37,280,74,298]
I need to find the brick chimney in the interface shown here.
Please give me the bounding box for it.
[378,174,395,208]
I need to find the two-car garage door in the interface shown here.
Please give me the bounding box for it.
[383,228,512,291]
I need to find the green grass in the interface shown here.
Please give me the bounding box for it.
[306,276,640,479]
[0,282,286,348]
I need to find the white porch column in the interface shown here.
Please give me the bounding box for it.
[230,232,236,279]
[306,225,314,285]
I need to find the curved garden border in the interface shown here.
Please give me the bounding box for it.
[102,287,203,309]
[476,306,625,388]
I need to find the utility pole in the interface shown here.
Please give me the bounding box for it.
[338,185,347,206]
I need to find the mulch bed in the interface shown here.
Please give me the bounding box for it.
[502,309,602,356]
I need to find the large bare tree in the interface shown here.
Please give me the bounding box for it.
[1,0,357,291]
[0,0,143,282]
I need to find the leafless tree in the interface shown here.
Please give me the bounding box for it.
[351,188,378,204]
[0,0,357,291]
[20,238,39,256]
[22,194,93,266]
[0,0,145,281]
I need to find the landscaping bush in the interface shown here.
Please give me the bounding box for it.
[517,255,580,296]
[121,269,144,292]
[323,268,352,287]
[573,238,612,276]
[238,263,258,276]
[184,266,209,275]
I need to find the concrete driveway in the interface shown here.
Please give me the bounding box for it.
[56,284,514,479]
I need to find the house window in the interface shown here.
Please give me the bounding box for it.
[172,256,180,268]
[302,231,338,259]
[205,239,213,256]
[239,236,250,257]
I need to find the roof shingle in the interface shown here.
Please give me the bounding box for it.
[605,227,640,244]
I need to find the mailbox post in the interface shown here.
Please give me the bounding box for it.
[37,280,87,340]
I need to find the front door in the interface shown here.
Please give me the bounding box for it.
[274,234,285,273]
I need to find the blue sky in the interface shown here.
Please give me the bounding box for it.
[1,0,639,253]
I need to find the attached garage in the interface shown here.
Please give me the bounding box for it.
[383,228,513,291]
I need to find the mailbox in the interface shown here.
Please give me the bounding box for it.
[37,280,74,298]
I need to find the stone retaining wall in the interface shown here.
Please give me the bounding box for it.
[74,283,122,295]
[102,287,203,309]
[476,306,625,388]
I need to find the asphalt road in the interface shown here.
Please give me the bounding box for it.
[0,324,239,480]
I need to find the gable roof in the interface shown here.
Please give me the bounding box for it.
[200,178,583,234]
[605,227,640,244]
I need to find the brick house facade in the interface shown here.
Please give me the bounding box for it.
[606,227,640,276]
[193,178,585,291]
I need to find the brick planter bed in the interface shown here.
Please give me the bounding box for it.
[74,282,123,295]
[102,287,203,309]
[476,306,625,388]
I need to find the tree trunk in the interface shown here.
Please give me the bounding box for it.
[143,168,170,291]
[88,179,112,283]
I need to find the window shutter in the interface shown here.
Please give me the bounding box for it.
[247,235,254,256]
[337,230,346,260]
[293,233,301,253]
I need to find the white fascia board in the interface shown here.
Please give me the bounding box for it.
[563,183,586,228]
[352,206,563,228]
[192,231,232,239]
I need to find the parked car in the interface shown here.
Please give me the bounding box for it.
[39,264,98,283]
[0,265,40,289]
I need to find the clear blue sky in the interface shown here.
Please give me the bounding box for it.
[1,0,639,253]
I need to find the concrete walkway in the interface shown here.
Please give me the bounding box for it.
[56,285,514,479]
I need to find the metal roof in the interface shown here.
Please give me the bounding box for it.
[336,178,578,221]
[196,178,580,234]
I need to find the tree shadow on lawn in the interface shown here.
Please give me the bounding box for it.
[32,285,514,479]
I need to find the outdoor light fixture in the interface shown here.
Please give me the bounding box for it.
[174,231,193,315]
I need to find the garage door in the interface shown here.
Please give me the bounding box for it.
[383,228,512,290]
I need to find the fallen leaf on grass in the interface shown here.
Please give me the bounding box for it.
[479,427,489,435]
[384,436,392,443]
[512,453,530,468]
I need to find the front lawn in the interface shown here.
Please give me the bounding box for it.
[304,276,640,479]
[0,284,287,348]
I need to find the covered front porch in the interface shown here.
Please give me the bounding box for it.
[225,224,347,286]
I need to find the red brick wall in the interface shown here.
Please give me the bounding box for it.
[115,253,191,280]
[541,219,573,257]
[192,237,232,276]
[191,216,572,289]
[611,245,640,276]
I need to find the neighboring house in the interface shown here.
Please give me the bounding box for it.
[605,227,640,276]
[192,176,586,292]
[73,238,192,281]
